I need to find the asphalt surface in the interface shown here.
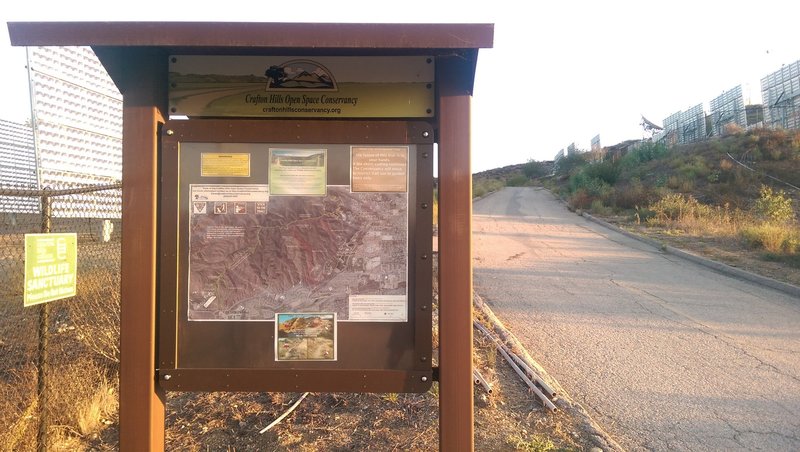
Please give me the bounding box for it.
[472,187,800,451]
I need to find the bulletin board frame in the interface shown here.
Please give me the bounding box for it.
[158,119,434,392]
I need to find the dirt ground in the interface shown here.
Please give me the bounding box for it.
[1,253,601,451]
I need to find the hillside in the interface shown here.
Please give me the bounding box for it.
[475,128,800,285]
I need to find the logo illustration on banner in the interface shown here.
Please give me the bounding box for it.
[264,60,337,91]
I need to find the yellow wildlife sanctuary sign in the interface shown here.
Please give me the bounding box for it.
[24,233,77,307]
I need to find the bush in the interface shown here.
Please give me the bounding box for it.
[522,160,550,179]
[741,223,800,254]
[583,160,621,185]
[612,178,652,209]
[648,194,712,223]
[622,141,669,165]
[555,153,588,177]
[506,174,528,187]
[472,178,504,199]
[590,199,613,216]
[753,185,794,224]
[569,189,593,210]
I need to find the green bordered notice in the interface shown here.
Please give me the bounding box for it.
[24,233,77,307]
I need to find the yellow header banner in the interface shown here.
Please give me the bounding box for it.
[169,56,434,118]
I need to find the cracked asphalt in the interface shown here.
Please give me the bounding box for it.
[472,187,800,451]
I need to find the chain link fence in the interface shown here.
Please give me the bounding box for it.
[0,183,122,451]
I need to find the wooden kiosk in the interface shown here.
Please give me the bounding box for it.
[9,22,493,451]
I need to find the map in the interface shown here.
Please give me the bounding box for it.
[187,185,407,321]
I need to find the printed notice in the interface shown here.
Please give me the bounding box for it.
[24,233,77,307]
[351,146,408,192]
[275,313,337,361]
[190,184,269,205]
[348,295,408,322]
[201,153,251,177]
[269,149,327,195]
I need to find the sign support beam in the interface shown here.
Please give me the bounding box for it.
[115,48,168,451]
[437,57,474,452]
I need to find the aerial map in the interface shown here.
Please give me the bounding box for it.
[187,185,408,321]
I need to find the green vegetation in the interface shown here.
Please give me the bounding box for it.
[507,434,561,452]
[522,128,800,267]
[473,178,505,198]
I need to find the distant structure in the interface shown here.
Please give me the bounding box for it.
[761,59,800,130]
[26,46,123,218]
[746,104,764,127]
[589,134,603,162]
[656,104,705,145]
[640,115,663,138]
[566,142,577,156]
[709,85,746,136]
[0,119,37,188]
[590,135,601,151]
[0,119,39,213]
[28,46,123,188]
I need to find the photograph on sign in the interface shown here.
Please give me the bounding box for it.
[201,153,251,177]
[168,56,434,118]
[183,143,409,323]
[268,148,327,196]
[351,146,409,193]
[275,313,337,361]
[24,233,77,307]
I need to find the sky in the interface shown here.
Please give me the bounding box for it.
[1,0,799,173]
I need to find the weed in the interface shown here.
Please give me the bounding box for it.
[508,433,557,451]
[76,377,117,436]
[381,393,400,404]
[473,178,505,198]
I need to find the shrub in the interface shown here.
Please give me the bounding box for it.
[753,185,794,224]
[612,178,652,209]
[622,141,669,165]
[555,153,588,177]
[506,174,528,187]
[590,199,613,216]
[741,223,800,254]
[472,178,504,199]
[583,160,621,185]
[569,189,593,210]
[522,159,550,179]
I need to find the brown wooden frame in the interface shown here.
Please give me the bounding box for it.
[158,119,433,393]
[9,22,492,451]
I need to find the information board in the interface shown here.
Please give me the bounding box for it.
[159,120,433,392]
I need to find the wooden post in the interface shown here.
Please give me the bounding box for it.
[437,60,474,451]
[117,48,167,451]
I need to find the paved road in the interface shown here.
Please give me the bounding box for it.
[473,187,800,451]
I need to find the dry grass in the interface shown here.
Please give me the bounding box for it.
[1,236,597,451]
[741,223,800,254]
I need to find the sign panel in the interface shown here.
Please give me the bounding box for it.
[201,153,251,177]
[186,144,408,322]
[159,120,433,393]
[24,233,77,306]
[168,56,434,118]
[268,149,327,195]
[351,146,409,192]
[275,313,337,361]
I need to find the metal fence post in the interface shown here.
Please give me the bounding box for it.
[36,192,51,452]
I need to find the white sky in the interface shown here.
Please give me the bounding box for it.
[2,0,799,172]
